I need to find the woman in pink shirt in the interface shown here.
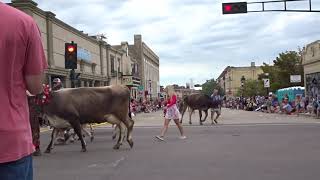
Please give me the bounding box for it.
[156,85,186,141]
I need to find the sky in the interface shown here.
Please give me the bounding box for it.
[4,0,320,86]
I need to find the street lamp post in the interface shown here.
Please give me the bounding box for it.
[241,76,246,97]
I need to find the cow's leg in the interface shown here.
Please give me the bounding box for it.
[198,110,203,125]
[189,109,194,125]
[104,114,127,149]
[112,125,118,140]
[201,109,208,125]
[45,128,58,153]
[113,123,123,150]
[81,124,93,142]
[123,117,134,148]
[89,124,94,142]
[112,123,127,142]
[70,121,87,152]
[180,104,188,124]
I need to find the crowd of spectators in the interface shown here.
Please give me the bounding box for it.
[224,94,320,118]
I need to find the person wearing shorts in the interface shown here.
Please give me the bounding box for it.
[156,85,186,141]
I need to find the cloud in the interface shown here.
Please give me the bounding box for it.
[4,0,320,86]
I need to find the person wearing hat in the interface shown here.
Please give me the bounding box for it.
[52,78,63,91]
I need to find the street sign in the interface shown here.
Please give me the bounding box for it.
[263,79,270,88]
[290,75,301,83]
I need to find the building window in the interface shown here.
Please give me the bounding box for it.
[110,55,115,73]
[80,60,84,72]
[117,58,121,72]
[92,64,96,74]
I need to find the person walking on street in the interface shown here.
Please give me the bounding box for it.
[0,2,47,180]
[156,85,186,141]
[210,89,222,124]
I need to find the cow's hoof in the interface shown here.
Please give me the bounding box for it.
[81,148,87,152]
[44,149,51,153]
[189,122,192,125]
[113,144,121,150]
[128,140,134,148]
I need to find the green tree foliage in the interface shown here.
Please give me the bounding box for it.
[236,79,266,97]
[259,50,304,92]
[201,79,224,96]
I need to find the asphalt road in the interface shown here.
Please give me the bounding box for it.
[34,110,320,180]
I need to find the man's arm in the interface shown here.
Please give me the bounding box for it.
[25,75,44,95]
[24,22,48,95]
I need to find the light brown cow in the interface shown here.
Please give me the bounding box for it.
[42,85,134,153]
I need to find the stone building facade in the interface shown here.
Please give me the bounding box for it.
[10,0,108,88]
[302,40,320,98]
[129,35,160,100]
[9,0,147,98]
[217,62,263,97]
[112,42,141,99]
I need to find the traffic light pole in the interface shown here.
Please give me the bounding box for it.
[222,0,320,14]
[247,0,320,13]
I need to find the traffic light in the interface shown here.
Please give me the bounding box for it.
[65,42,77,69]
[222,2,247,14]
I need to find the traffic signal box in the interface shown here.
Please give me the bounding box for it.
[222,2,247,14]
[65,42,77,69]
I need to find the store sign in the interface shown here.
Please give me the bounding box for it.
[290,75,301,83]
[77,48,91,62]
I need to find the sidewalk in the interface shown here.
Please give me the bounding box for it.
[133,108,320,127]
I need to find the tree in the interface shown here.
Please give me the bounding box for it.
[201,78,224,96]
[236,79,266,97]
[259,50,304,92]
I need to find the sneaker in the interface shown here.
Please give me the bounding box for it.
[179,136,187,140]
[155,135,164,141]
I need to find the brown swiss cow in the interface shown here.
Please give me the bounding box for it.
[42,85,134,153]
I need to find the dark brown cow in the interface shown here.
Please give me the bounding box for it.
[42,85,134,153]
[180,94,221,125]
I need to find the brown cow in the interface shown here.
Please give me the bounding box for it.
[180,94,221,125]
[42,85,134,153]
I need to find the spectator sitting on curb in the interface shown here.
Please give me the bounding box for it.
[306,98,315,115]
[282,98,293,115]
[315,96,320,118]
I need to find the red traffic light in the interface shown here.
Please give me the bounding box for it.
[222,2,247,14]
[67,45,75,53]
[224,5,232,12]
[65,42,77,69]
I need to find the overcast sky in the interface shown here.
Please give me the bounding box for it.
[5,0,320,86]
